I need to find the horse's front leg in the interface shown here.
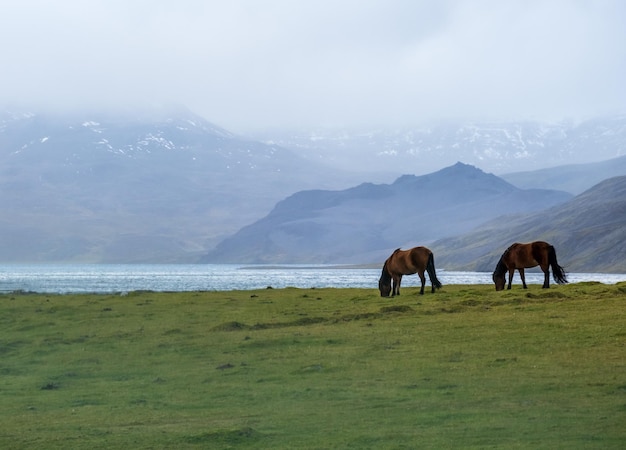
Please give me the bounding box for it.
[418,271,426,295]
[519,268,527,289]
[507,268,515,290]
[393,275,402,296]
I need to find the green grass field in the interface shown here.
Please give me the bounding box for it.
[1,282,625,449]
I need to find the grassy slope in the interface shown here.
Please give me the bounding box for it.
[1,283,625,449]
[434,176,626,274]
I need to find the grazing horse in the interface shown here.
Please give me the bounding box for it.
[492,241,567,291]
[379,246,442,296]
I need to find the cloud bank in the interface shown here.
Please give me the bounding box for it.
[1,0,625,131]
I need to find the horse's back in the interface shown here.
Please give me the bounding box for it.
[387,246,432,275]
[409,246,431,264]
[506,242,522,253]
[506,241,552,268]
[531,241,552,252]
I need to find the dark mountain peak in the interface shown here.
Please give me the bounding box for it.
[391,162,514,195]
[428,162,508,183]
[204,163,572,264]
[393,162,487,184]
[442,160,478,172]
[273,162,499,219]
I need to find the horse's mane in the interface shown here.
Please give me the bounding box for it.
[380,249,401,282]
[492,254,508,277]
[493,244,515,277]
[380,260,391,284]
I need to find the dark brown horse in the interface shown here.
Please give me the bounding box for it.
[379,246,442,296]
[492,241,567,291]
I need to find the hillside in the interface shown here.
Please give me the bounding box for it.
[0,108,363,262]
[202,163,572,264]
[432,176,626,273]
[502,155,626,194]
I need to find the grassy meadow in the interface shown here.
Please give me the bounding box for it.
[1,282,625,449]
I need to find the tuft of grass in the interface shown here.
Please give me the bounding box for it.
[1,283,625,449]
[185,426,265,445]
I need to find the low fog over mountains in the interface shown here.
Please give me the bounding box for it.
[252,115,626,175]
[1,107,625,269]
[0,108,363,262]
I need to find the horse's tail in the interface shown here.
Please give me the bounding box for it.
[548,245,568,284]
[426,252,442,289]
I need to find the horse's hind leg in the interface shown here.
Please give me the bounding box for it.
[419,272,426,295]
[542,266,550,288]
[519,268,527,289]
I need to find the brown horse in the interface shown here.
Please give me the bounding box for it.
[379,246,442,296]
[492,241,567,291]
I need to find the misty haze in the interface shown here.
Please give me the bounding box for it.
[1,107,625,273]
[1,1,625,272]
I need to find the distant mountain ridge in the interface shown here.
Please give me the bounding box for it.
[252,115,626,175]
[202,163,572,264]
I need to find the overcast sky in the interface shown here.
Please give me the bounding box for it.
[1,0,625,131]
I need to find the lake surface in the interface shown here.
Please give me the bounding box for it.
[1,264,625,294]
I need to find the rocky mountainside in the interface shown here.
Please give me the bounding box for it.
[202,163,572,264]
[432,176,626,273]
[0,108,363,262]
[252,115,626,176]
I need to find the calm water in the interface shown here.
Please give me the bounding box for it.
[0,264,624,294]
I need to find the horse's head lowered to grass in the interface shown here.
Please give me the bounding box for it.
[378,246,442,296]
[378,263,393,297]
[492,241,567,291]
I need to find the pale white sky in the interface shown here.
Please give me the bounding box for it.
[1,0,624,131]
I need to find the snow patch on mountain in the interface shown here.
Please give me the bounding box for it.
[250,116,626,175]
